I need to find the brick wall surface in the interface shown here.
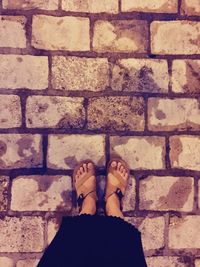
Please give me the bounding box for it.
[0,0,200,266]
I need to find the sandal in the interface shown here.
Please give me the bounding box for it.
[73,160,97,212]
[104,158,130,211]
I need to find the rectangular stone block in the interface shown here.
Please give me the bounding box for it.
[16,259,39,267]
[146,256,188,267]
[169,216,200,249]
[3,0,58,10]
[196,259,200,267]
[93,20,148,52]
[0,176,9,211]
[198,179,200,210]
[48,218,60,245]
[181,0,200,15]
[11,175,72,211]
[122,0,178,13]
[122,177,136,212]
[140,176,194,212]
[0,95,21,128]
[110,136,165,169]
[151,21,200,54]
[148,98,200,131]
[88,97,145,131]
[0,257,14,267]
[172,60,200,93]
[170,136,200,171]
[52,57,109,91]
[0,134,42,169]
[62,0,118,13]
[48,135,105,169]
[0,55,48,90]
[0,217,44,252]
[32,15,90,51]
[26,96,85,129]
[0,16,26,48]
[111,59,169,93]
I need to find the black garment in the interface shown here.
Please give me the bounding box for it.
[37,214,148,267]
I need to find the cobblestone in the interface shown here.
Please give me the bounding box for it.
[0,176,9,211]
[3,0,58,10]
[146,256,188,267]
[16,259,39,267]
[181,0,200,15]
[0,257,14,267]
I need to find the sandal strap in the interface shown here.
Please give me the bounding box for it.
[75,171,95,193]
[77,190,97,209]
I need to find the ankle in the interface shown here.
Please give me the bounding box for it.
[79,195,96,215]
[105,194,123,218]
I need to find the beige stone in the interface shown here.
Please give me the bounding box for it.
[0,16,26,48]
[0,217,44,252]
[198,179,200,210]
[140,176,194,211]
[151,21,200,54]
[93,20,148,52]
[0,95,21,128]
[169,216,200,248]
[26,96,85,128]
[122,0,178,13]
[87,97,145,131]
[0,257,14,267]
[3,0,58,10]
[0,176,9,211]
[32,15,90,51]
[110,136,165,169]
[48,135,105,169]
[170,136,200,171]
[0,55,48,89]
[16,259,39,267]
[11,175,72,211]
[0,134,42,169]
[146,256,187,267]
[47,218,60,245]
[195,259,200,267]
[148,98,200,131]
[172,60,200,93]
[181,0,200,15]
[122,177,136,212]
[52,57,109,91]
[111,59,169,92]
[62,0,118,13]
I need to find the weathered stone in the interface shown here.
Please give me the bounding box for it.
[0,257,14,267]
[146,256,189,267]
[198,180,200,211]
[88,97,145,131]
[170,136,200,171]
[122,177,136,212]
[172,60,200,93]
[0,95,21,128]
[0,176,9,211]
[32,15,90,51]
[3,0,58,10]
[122,0,178,13]
[195,259,200,267]
[48,135,105,169]
[140,176,194,211]
[0,134,42,169]
[128,216,165,250]
[169,216,200,248]
[11,175,72,211]
[16,259,39,267]
[0,16,26,48]
[181,0,200,15]
[26,96,85,128]
[0,55,48,89]
[0,217,44,252]
[110,136,165,169]
[62,0,118,13]
[148,98,200,131]
[52,57,109,91]
[111,59,169,93]
[93,20,148,52]
[48,218,60,245]
[151,21,200,54]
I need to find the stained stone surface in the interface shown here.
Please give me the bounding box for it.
[26,96,85,128]
[48,135,105,169]
[110,136,165,169]
[16,259,39,267]
[3,0,58,10]
[111,59,169,92]
[122,177,136,212]
[181,0,200,15]
[0,257,14,267]
[11,175,72,211]
[93,20,148,52]
[172,60,200,93]
[170,136,200,171]
[0,176,9,211]
[52,57,109,91]
[146,256,189,267]
[0,134,42,169]
[140,176,194,211]
[87,96,145,131]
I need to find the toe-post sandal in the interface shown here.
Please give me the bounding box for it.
[104,158,130,211]
[73,160,97,212]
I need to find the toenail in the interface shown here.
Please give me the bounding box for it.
[111,161,117,167]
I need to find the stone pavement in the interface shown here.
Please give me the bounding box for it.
[0,0,200,266]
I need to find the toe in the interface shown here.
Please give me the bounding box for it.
[88,162,93,170]
[83,163,87,172]
[120,165,124,173]
[111,161,117,168]
[117,162,121,170]
[80,167,84,174]
[124,173,128,180]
